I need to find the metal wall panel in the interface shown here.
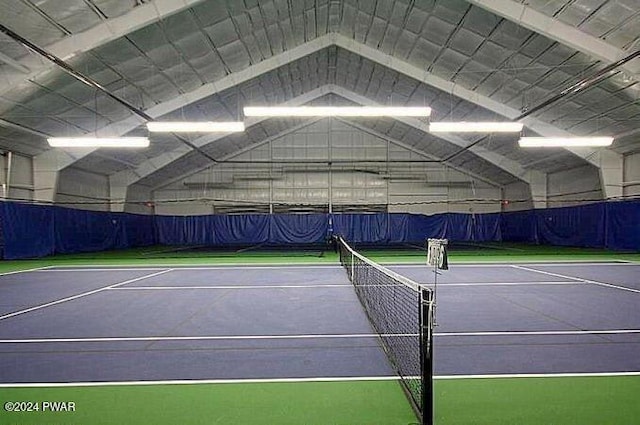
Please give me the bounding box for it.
[548,164,602,207]
[56,167,109,211]
[153,119,503,214]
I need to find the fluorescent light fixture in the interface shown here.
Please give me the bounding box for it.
[429,122,523,133]
[47,137,149,148]
[518,137,614,147]
[243,106,431,117]
[147,121,245,132]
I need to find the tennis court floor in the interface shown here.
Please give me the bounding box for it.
[0,265,393,383]
[1,261,639,423]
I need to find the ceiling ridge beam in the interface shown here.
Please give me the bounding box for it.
[327,85,528,184]
[334,118,504,188]
[114,84,530,192]
[35,34,339,173]
[110,86,333,189]
[330,33,602,167]
[151,118,324,191]
[44,33,598,181]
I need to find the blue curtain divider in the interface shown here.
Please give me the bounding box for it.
[2,201,639,259]
[501,210,538,243]
[0,202,155,259]
[605,200,640,250]
[534,203,606,248]
[53,208,128,254]
[270,214,327,245]
[154,214,216,246]
[1,202,55,259]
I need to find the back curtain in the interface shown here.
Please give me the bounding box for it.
[535,203,606,248]
[1,202,55,259]
[53,207,129,254]
[605,201,640,250]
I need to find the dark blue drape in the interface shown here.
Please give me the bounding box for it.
[270,214,327,244]
[154,215,216,245]
[535,203,606,248]
[214,214,270,245]
[124,213,156,247]
[605,201,640,251]
[1,202,55,259]
[332,213,390,243]
[501,210,537,243]
[0,203,154,259]
[406,213,447,242]
[2,200,640,259]
[53,208,128,254]
[472,213,502,241]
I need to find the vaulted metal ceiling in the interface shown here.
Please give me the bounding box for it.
[0,0,638,188]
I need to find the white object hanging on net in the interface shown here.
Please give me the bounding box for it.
[427,238,449,270]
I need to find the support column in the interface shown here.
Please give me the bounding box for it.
[528,170,547,209]
[33,149,93,203]
[33,155,60,203]
[109,174,129,212]
[596,149,623,199]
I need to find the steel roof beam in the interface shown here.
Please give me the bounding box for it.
[0,0,207,92]
[467,0,639,77]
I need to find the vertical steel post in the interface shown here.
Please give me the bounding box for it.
[420,288,434,425]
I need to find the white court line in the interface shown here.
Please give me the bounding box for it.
[511,265,640,294]
[435,329,640,337]
[0,333,385,343]
[424,281,582,287]
[110,284,351,290]
[2,372,639,388]
[0,269,174,321]
[110,282,582,290]
[4,329,640,344]
[391,262,633,268]
[0,266,53,276]
[436,372,640,380]
[35,268,168,272]
[41,265,342,271]
[0,376,402,388]
[513,262,637,267]
[36,263,633,274]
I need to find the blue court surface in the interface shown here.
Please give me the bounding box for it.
[1,261,639,384]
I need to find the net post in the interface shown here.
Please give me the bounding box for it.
[420,288,434,425]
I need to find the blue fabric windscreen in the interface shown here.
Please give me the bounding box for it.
[2,200,640,259]
[0,203,154,259]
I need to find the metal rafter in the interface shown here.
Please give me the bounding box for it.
[111,84,530,193]
[467,0,640,77]
[0,0,208,93]
[24,33,606,184]
[37,34,594,178]
[0,23,218,164]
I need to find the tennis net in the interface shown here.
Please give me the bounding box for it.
[336,236,434,425]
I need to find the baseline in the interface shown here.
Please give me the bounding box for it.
[110,284,352,290]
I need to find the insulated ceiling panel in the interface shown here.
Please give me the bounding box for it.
[522,0,640,50]
[0,0,636,188]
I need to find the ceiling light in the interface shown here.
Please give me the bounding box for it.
[429,122,523,133]
[47,137,150,148]
[243,106,431,117]
[518,137,614,147]
[147,121,245,132]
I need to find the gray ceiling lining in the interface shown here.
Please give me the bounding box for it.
[0,0,637,185]
[521,0,640,50]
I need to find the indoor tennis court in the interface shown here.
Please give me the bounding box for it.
[1,1,639,424]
